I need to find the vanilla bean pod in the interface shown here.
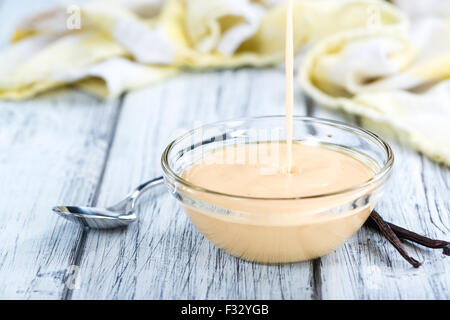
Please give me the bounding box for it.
[365,211,422,268]
[366,211,450,256]
[386,221,449,256]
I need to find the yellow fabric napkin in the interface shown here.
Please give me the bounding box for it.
[299,2,450,164]
[0,0,404,100]
[2,0,449,165]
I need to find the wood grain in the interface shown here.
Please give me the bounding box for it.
[310,104,450,299]
[69,69,316,300]
[0,0,121,300]
[0,89,120,299]
[0,0,448,299]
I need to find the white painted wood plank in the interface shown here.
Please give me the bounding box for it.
[311,104,450,299]
[0,89,119,299]
[3,0,446,298]
[70,69,314,300]
[0,0,120,299]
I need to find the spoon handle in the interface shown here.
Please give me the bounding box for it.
[128,176,164,202]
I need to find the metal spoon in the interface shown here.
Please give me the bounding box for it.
[53,176,164,229]
[52,133,236,229]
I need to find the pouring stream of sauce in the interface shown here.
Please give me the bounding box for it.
[177,0,378,263]
[285,0,294,173]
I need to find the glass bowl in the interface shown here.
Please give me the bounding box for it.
[161,116,393,263]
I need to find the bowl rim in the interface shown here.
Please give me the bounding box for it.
[161,115,394,200]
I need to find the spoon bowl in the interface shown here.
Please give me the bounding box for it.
[52,176,164,229]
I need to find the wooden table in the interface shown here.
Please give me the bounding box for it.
[0,0,448,300]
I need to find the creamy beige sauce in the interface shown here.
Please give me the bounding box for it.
[183,143,372,198]
[176,1,375,263]
[180,143,376,263]
[285,0,294,173]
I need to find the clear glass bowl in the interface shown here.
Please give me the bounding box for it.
[162,116,393,263]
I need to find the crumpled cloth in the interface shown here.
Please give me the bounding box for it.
[1,0,449,165]
[299,0,450,165]
[0,0,404,99]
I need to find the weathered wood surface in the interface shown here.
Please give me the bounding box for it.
[69,69,315,300]
[312,106,450,299]
[0,0,448,300]
[0,0,118,300]
[0,89,120,299]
